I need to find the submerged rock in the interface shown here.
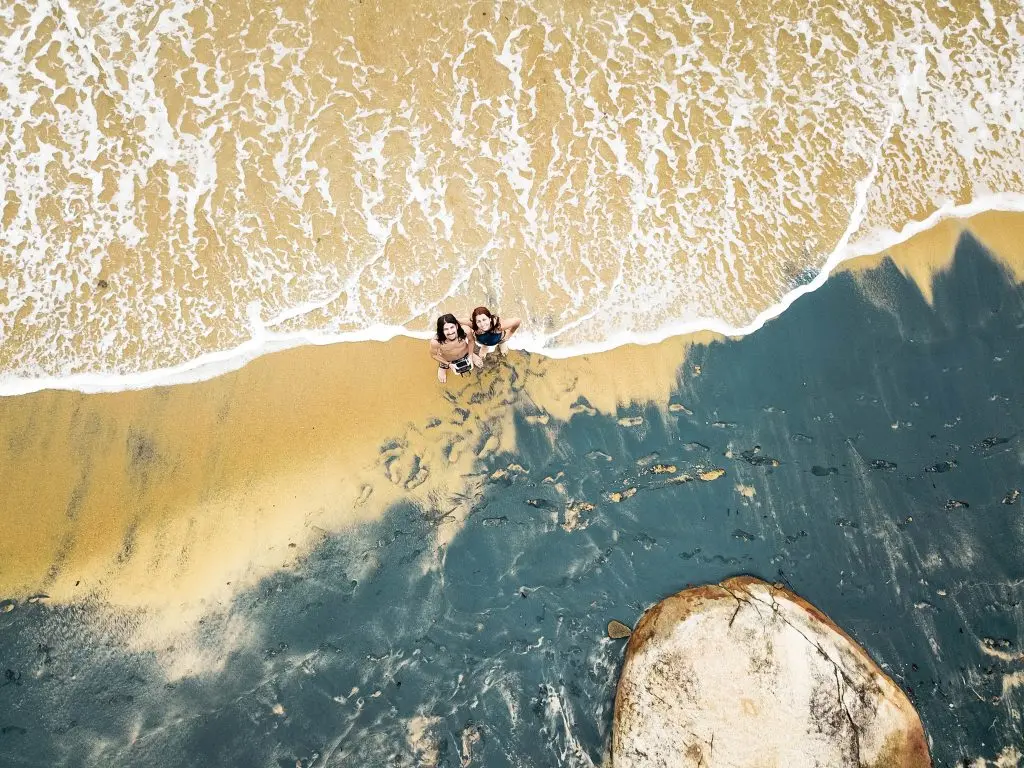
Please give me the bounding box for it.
[608,620,632,639]
[613,576,930,767]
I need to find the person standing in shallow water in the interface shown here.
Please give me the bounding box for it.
[465,306,521,360]
[430,313,483,384]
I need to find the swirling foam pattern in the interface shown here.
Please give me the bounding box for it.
[2,0,1023,379]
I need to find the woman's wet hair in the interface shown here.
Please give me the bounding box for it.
[436,313,467,342]
[470,306,500,332]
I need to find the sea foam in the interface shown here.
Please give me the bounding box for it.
[2,193,1023,397]
[3,0,1024,393]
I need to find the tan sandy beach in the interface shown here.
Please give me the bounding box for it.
[0,327,712,648]
[1,211,1022,663]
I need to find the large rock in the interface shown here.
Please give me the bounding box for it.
[612,576,931,767]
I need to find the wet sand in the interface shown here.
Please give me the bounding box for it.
[0,316,712,654]
[1,213,1024,765]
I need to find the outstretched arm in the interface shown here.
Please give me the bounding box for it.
[501,317,521,338]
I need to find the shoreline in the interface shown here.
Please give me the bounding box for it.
[3,201,1024,398]
[2,207,1022,622]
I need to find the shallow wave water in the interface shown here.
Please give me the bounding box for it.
[2,0,1024,391]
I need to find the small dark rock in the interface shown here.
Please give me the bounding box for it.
[982,637,1013,650]
[739,446,780,467]
[973,436,1009,452]
[608,620,632,639]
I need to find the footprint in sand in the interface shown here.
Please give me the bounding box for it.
[405,466,430,490]
[383,449,430,489]
[477,434,500,457]
[355,484,373,506]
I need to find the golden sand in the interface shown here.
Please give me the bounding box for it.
[0,328,705,654]
[2,341,480,598]
[1,211,1023,665]
[842,211,1024,302]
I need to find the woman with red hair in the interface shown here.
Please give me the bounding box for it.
[465,306,521,360]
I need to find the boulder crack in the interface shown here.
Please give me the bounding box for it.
[834,664,863,765]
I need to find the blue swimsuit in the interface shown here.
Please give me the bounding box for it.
[476,330,503,347]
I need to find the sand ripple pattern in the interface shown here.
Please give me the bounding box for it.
[2,0,1023,378]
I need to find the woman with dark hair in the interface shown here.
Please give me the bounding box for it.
[466,306,521,360]
[430,313,483,383]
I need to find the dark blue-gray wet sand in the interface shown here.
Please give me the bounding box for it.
[2,235,1023,767]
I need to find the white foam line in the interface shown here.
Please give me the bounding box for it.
[527,191,1024,357]
[3,193,1024,397]
[0,321,433,396]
